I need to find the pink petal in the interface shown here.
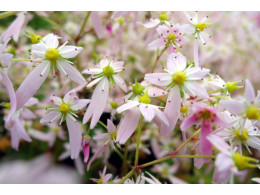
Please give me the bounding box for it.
[160,86,181,136]
[90,12,104,39]
[83,78,109,129]
[31,43,46,57]
[111,11,127,19]
[113,75,127,92]
[40,111,61,124]
[71,99,90,110]
[59,46,82,58]
[116,101,139,113]
[107,119,116,133]
[138,19,160,28]
[185,67,210,80]
[207,134,230,154]
[183,81,209,99]
[1,71,16,122]
[156,25,169,36]
[144,73,172,87]
[148,86,166,97]
[82,68,102,75]
[16,61,50,110]
[200,120,212,161]
[180,24,196,35]
[219,99,245,115]
[87,144,106,170]
[180,114,200,131]
[116,108,141,144]
[245,79,256,103]
[20,108,36,119]
[154,107,169,126]
[50,95,62,106]
[194,38,199,67]
[148,38,166,47]
[57,60,85,85]
[139,104,155,122]
[0,38,11,54]
[0,53,13,67]
[66,115,82,159]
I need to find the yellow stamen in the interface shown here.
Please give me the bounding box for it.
[246,106,260,120]
[45,48,59,62]
[59,103,70,114]
[172,71,186,85]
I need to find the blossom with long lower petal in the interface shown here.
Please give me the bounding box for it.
[15,33,85,110]
[87,119,117,170]
[220,79,260,121]
[0,38,16,122]
[180,103,227,166]
[40,90,90,159]
[82,58,127,129]
[207,134,259,183]
[145,52,209,136]
[116,90,169,144]
[148,24,187,54]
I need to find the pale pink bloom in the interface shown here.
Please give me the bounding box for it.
[0,154,80,184]
[181,103,227,166]
[82,58,127,129]
[207,134,248,184]
[90,12,104,39]
[40,90,90,159]
[4,98,37,150]
[111,11,128,19]
[87,119,117,170]
[220,79,260,121]
[58,143,85,175]
[0,12,26,42]
[0,38,15,121]
[116,99,169,144]
[90,166,112,184]
[16,33,85,110]
[181,12,211,67]
[29,123,66,147]
[148,24,188,54]
[215,117,260,154]
[82,136,90,163]
[145,52,209,136]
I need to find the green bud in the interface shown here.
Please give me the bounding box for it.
[132,80,143,95]
[26,32,42,44]
[232,152,259,170]
[226,81,243,93]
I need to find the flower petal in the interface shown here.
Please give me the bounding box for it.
[107,119,116,133]
[90,12,104,39]
[185,67,210,80]
[219,99,245,115]
[59,46,82,58]
[40,111,61,124]
[116,101,139,113]
[44,33,59,48]
[139,104,155,122]
[0,53,13,67]
[87,145,106,170]
[183,81,209,99]
[245,79,256,103]
[144,73,172,87]
[148,38,165,47]
[113,75,127,92]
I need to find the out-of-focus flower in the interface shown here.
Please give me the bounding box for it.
[0,38,15,121]
[220,79,260,121]
[148,24,187,54]
[82,58,127,128]
[207,134,259,183]
[90,12,104,39]
[116,91,169,144]
[90,166,112,184]
[145,52,209,136]
[40,90,90,159]
[16,33,85,110]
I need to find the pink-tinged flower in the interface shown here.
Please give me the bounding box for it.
[90,166,112,184]
[180,103,227,165]
[40,90,90,159]
[182,12,211,45]
[148,24,188,54]
[116,90,169,144]
[220,79,260,121]
[87,119,117,170]
[82,58,127,129]
[0,38,16,122]
[15,33,85,110]
[182,12,211,67]
[111,11,128,20]
[137,12,170,29]
[29,123,66,147]
[90,12,104,39]
[207,134,259,183]
[215,117,260,154]
[0,12,27,42]
[145,52,209,136]
[4,98,38,150]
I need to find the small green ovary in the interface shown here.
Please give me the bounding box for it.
[196,22,210,31]
[139,91,151,104]
[103,65,114,77]
[246,106,260,120]
[45,48,60,62]
[159,13,169,21]
[168,34,176,42]
[59,103,70,114]
[132,82,144,95]
[172,71,186,85]
[235,129,249,142]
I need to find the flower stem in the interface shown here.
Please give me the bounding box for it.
[75,11,91,43]
[118,168,136,184]
[151,46,168,72]
[122,139,130,176]
[136,155,216,169]
[134,115,143,168]
[98,120,108,129]
[0,11,19,20]
[12,59,32,62]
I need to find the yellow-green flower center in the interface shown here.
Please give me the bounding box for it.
[180,105,188,114]
[59,103,70,114]
[246,106,260,120]
[232,152,258,170]
[199,109,213,120]
[172,71,186,85]
[235,129,249,142]
[159,13,169,21]
[132,82,143,95]
[196,22,210,31]
[27,32,42,44]
[110,131,117,140]
[103,65,114,77]
[139,91,151,104]
[97,178,103,184]
[168,34,176,41]
[45,48,60,62]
